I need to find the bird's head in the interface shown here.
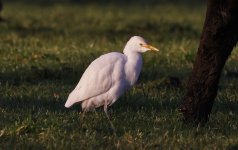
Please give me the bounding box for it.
[123,36,159,54]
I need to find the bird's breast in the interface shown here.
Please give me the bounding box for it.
[125,54,143,86]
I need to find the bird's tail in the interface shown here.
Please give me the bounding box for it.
[65,97,74,108]
[65,90,80,108]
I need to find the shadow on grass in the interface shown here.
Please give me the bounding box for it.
[0,98,81,113]
[1,86,238,134]
[0,64,85,85]
[1,93,177,113]
[0,63,177,86]
[1,63,238,117]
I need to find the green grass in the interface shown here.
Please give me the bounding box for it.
[1,2,238,149]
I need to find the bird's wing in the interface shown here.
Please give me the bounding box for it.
[65,52,126,108]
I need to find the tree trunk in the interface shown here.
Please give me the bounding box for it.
[180,0,238,124]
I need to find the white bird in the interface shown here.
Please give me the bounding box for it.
[65,36,159,117]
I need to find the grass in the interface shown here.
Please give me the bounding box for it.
[0,2,238,149]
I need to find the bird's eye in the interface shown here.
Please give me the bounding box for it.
[139,43,143,46]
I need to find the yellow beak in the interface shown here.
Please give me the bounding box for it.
[141,44,159,51]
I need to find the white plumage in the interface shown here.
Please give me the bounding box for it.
[65,36,159,114]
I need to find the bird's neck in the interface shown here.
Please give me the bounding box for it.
[124,51,143,86]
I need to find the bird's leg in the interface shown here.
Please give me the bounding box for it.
[82,110,86,119]
[80,103,87,122]
[103,103,109,117]
[79,110,86,126]
[104,103,121,148]
[79,102,92,125]
[104,103,117,135]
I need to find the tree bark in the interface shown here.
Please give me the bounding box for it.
[180,0,238,124]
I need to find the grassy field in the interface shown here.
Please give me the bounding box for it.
[0,2,238,149]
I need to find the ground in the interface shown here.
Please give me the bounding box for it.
[0,2,238,149]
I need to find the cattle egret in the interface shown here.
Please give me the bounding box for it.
[65,36,159,121]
